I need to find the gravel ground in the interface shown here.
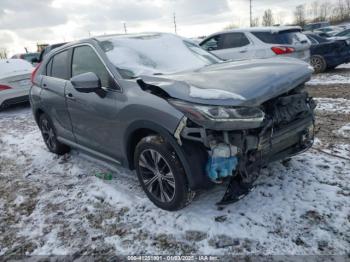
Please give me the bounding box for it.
[0,66,349,259]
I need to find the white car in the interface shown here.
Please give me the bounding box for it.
[0,59,33,110]
[199,26,311,63]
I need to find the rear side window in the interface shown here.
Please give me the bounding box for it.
[50,50,69,80]
[221,33,250,49]
[252,31,305,45]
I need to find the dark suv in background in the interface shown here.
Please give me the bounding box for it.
[30,33,315,211]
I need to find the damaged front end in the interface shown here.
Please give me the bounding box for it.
[170,86,316,205]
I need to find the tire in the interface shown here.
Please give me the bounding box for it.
[310,55,327,73]
[134,135,195,211]
[39,113,70,155]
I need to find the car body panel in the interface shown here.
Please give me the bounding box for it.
[139,57,313,107]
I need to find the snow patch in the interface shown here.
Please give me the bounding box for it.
[335,123,350,138]
[189,86,246,100]
[307,74,350,85]
[315,98,350,114]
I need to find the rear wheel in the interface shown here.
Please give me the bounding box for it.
[39,114,70,155]
[134,135,195,211]
[311,55,327,73]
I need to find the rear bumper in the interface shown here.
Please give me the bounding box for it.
[0,95,29,108]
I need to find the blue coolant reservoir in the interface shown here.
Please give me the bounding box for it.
[206,144,238,183]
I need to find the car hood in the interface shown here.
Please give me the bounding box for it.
[138,57,313,107]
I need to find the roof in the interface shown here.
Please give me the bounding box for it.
[204,26,302,38]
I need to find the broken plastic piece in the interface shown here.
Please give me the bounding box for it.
[206,143,238,183]
[95,172,113,180]
[217,176,255,205]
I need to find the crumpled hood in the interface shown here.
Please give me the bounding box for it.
[138,57,313,107]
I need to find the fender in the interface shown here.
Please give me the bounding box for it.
[123,120,213,190]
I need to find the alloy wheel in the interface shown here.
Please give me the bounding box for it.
[41,118,56,150]
[138,149,176,203]
[311,57,323,72]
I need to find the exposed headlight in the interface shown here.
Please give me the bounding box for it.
[169,99,265,130]
[346,39,350,45]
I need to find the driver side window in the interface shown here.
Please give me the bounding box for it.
[72,46,117,89]
[200,35,221,51]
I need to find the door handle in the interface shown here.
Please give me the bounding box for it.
[66,93,76,101]
[239,50,248,53]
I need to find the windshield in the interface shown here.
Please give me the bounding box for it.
[98,33,222,79]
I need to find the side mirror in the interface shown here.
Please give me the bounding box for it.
[71,72,101,93]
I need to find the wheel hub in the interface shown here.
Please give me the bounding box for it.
[139,149,176,203]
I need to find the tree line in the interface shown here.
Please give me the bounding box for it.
[250,0,350,27]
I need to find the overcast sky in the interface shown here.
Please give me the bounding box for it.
[0,0,337,55]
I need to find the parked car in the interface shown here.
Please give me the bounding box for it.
[37,42,67,63]
[329,28,350,39]
[303,22,330,32]
[30,33,315,211]
[314,26,343,37]
[199,27,311,63]
[305,33,350,73]
[11,52,40,64]
[0,59,33,110]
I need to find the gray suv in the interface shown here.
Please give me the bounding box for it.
[30,33,315,211]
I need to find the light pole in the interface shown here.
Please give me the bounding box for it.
[250,0,253,27]
[122,22,127,34]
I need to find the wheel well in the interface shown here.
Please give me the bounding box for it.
[127,128,157,170]
[35,109,45,124]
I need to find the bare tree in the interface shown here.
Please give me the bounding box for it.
[224,23,239,30]
[276,12,285,25]
[0,48,8,59]
[294,5,307,26]
[310,1,320,21]
[319,1,332,21]
[251,17,260,27]
[262,9,274,26]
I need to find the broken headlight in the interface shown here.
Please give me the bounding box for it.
[169,99,265,130]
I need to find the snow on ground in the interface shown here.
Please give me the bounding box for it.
[0,102,349,258]
[308,74,350,86]
[315,98,350,114]
[307,64,350,86]
[335,123,350,139]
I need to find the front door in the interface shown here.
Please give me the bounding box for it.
[65,45,121,158]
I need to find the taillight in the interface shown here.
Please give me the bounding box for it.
[0,84,12,91]
[271,46,295,55]
[31,63,41,85]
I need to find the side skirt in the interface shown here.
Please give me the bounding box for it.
[57,137,122,166]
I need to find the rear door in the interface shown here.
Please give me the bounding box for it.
[40,50,75,141]
[65,44,120,158]
[200,32,252,61]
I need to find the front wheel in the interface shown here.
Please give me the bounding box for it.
[39,114,70,155]
[311,55,327,73]
[134,135,195,211]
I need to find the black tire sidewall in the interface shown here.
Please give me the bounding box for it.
[134,136,190,211]
[311,55,327,73]
[39,114,69,155]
